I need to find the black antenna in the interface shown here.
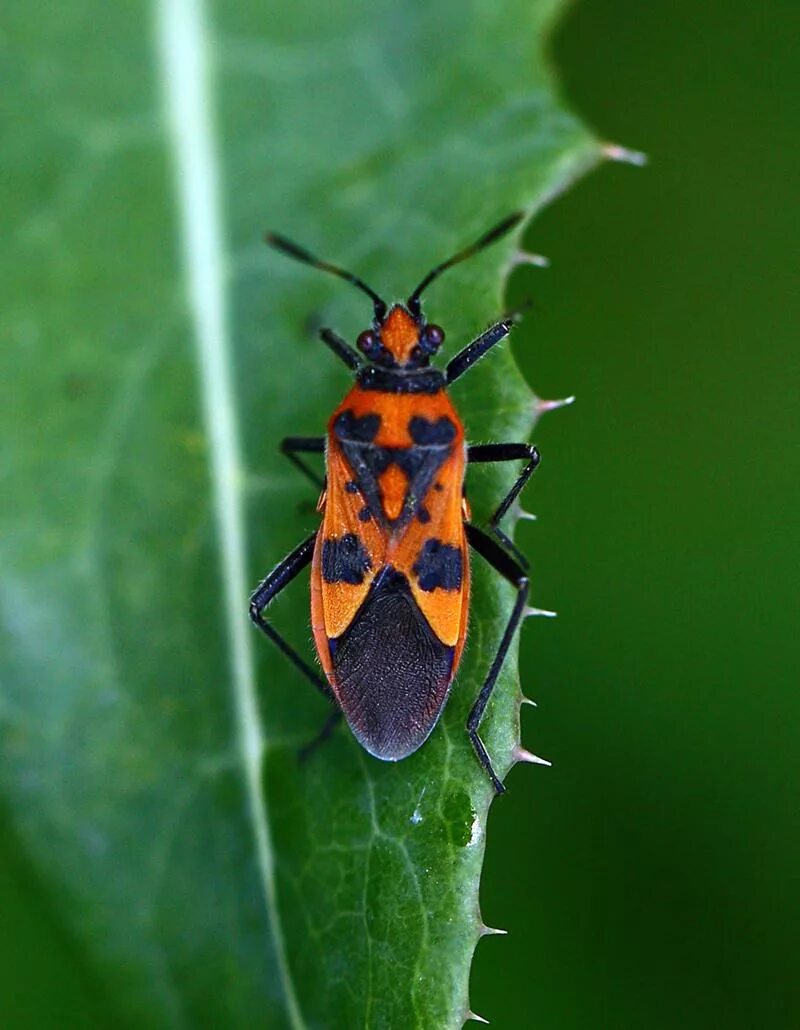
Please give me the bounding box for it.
[407,211,526,316]
[265,231,387,321]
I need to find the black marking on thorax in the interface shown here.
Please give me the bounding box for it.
[408,415,457,446]
[357,366,446,394]
[333,410,459,532]
[334,410,380,442]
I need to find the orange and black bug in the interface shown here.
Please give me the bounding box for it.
[249,213,541,793]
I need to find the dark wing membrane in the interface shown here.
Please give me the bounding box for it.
[329,568,455,761]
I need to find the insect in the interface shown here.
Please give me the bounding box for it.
[249,213,541,793]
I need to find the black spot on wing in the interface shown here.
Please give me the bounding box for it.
[321,533,372,584]
[408,415,457,446]
[334,409,380,443]
[330,569,455,760]
[412,539,463,592]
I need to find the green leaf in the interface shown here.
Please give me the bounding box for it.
[1,0,598,1026]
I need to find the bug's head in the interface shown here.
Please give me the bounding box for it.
[356,304,445,370]
[264,211,525,372]
[357,209,523,370]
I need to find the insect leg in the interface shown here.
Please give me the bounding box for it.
[299,708,344,763]
[445,317,515,384]
[281,436,325,490]
[465,524,529,794]
[319,327,362,370]
[467,443,541,568]
[249,531,334,703]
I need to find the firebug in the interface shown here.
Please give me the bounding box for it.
[250,213,541,793]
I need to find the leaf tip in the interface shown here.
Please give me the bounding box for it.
[510,248,550,269]
[535,394,576,414]
[601,142,649,167]
[513,746,552,768]
[523,606,558,619]
[479,922,509,937]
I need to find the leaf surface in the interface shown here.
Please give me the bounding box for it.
[0,0,598,1026]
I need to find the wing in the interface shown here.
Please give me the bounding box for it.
[310,436,387,681]
[311,411,470,762]
[388,442,470,667]
[325,566,456,760]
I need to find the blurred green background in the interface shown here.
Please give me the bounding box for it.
[475,0,800,1026]
[2,0,798,1026]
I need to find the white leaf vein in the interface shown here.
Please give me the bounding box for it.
[156,1,304,1025]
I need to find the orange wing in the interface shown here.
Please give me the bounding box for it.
[310,436,387,681]
[387,441,470,669]
[311,382,472,756]
[311,433,470,761]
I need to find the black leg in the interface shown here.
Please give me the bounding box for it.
[281,436,325,490]
[249,532,334,703]
[465,524,530,794]
[319,327,362,370]
[299,709,344,762]
[446,317,515,384]
[468,443,541,568]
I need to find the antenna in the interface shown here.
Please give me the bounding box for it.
[265,231,387,321]
[407,211,525,315]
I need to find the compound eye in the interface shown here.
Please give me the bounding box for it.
[422,324,445,352]
[357,329,378,355]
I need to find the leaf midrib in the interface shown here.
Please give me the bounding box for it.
[156,0,303,1025]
